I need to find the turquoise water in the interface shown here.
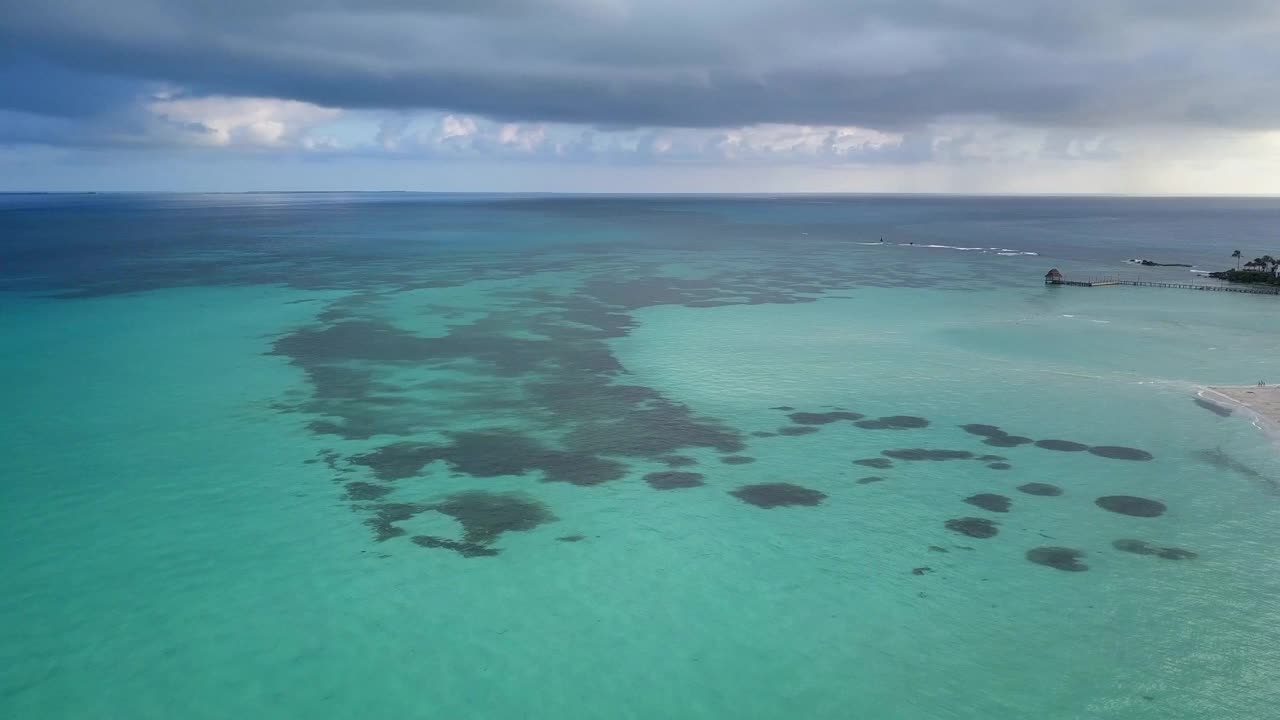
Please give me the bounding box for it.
[3,194,1280,718]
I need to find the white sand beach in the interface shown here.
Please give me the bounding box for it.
[1206,386,1280,427]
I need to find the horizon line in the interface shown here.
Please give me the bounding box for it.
[4,190,1280,199]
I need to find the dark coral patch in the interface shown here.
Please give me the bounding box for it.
[1112,539,1196,560]
[788,411,864,425]
[720,455,756,465]
[855,415,930,430]
[558,395,746,456]
[751,431,778,438]
[944,517,998,538]
[1017,483,1063,496]
[557,534,586,543]
[1035,439,1090,452]
[659,455,698,467]
[1026,546,1088,572]
[1190,448,1279,493]
[856,476,886,484]
[432,490,558,544]
[730,482,827,508]
[366,502,426,542]
[1193,397,1233,417]
[779,426,820,436]
[987,462,1012,470]
[883,448,974,461]
[961,424,1005,437]
[770,406,796,411]
[983,435,1035,448]
[349,442,438,481]
[964,493,1011,513]
[1112,539,1156,555]
[351,430,628,486]
[644,471,706,490]
[345,481,391,501]
[410,535,500,558]
[854,457,893,469]
[1096,495,1166,517]
[1089,446,1154,461]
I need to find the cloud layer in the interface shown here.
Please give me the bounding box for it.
[4,0,1280,131]
[2,1,1280,191]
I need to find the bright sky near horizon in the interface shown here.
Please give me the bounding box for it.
[3,1,1280,193]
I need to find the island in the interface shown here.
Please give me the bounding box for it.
[1127,258,1193,267]
[1210,254,1279,286]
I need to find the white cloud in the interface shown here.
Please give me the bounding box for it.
[147,96,342,147]
[438,114,478,141]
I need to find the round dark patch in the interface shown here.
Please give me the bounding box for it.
[557,534,587,543]
[961,424,1004,437]
[779,426,820,436]
[1035,439,1090,452]
[854,457,893,469]
[659,455,698,467]
[730,482,827,508]
[883,448,974,461]
[944,517,999,538]
[788,411,864,425]
[977,454,1007,462]
[1096,495,1166,517]
[987,462,1012,470]
[1111,539,1157,555]
[964,493,1011,513]
[720,455,756,465]
[1156,547,1198,560]
[1026,546,1088,572]
[1017,482,1063,496]
[645,471,706,490]
[1089,446,1154,461]
[856,476,886,484]
[982,435,1035,447]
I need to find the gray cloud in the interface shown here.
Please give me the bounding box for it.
[1,0,1279,133]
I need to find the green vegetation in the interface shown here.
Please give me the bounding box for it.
[1212,253,1279,285]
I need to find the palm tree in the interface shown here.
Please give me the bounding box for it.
[1233,249,1242,269]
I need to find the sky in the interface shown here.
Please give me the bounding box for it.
[2,0,1280,194]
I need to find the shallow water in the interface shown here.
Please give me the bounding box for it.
[3,194,1280,718]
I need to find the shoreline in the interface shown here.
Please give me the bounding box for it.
[1202,386,1280,436]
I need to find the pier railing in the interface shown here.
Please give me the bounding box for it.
[1046,276,1280,294]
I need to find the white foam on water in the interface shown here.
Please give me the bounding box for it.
[892,243,1037,256]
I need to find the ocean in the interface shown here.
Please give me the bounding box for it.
[3,193,1280,719]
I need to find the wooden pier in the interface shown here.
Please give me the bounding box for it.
[1043,269,1280,295]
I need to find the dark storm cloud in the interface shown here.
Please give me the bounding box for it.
[1,0,1279,130]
